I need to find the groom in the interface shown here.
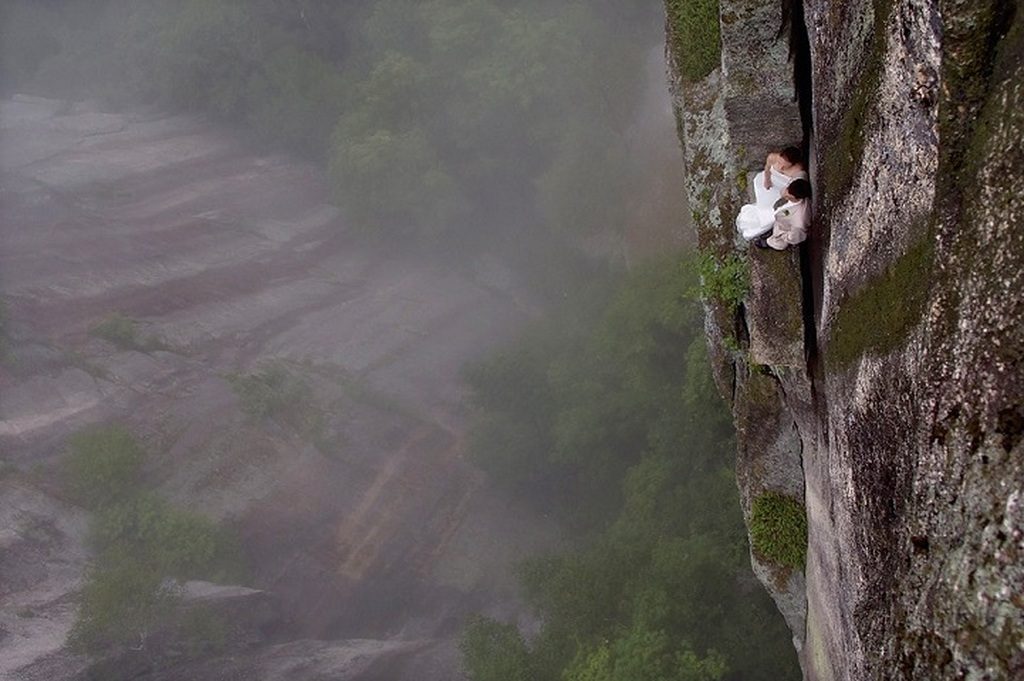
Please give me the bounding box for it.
[755,179,811,250]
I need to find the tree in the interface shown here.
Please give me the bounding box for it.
[460,616,534,681]
[330,123,469,237]
[564,626,727,681]
[64,425,144,508]
[461,257,801,681]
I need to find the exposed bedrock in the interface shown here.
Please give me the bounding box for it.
[668,0,1023,679]
[666,0,811,658]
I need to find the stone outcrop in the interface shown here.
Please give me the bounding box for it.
[667,0,1023,678]
[666,0,811,657]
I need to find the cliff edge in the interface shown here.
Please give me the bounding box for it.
[666,0,1023,678]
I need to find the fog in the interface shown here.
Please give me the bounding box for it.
[0,2,796,680]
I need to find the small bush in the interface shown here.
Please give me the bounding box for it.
[72,493,244,652]
[91,494,243,582]
[460,616,534,681]
[90,313,139,349]
[64,424,246,652]
[64,350,111,381]
[89,313,170,352]
[228,363,323,436]
[749,492,807,569]
[695,251,749,308]
[69,555,177,652]
[64,425,144,507]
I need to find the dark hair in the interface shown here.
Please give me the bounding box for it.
[787,178,811,199]
[780,146,803,165]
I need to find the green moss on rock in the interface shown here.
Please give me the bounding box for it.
[827,233,934,371]
[750,491,807,569]
[666,0,722,82]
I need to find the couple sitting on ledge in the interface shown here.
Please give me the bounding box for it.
[736,146,811,250]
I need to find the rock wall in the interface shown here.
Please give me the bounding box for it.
[667,0,1023,678]
[666,0,811,657]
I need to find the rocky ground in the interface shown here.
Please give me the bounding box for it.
[0,95,562,681]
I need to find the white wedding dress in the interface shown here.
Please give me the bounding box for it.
[736,168,805,240]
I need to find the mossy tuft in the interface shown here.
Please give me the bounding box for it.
[749,491,807,569]
[89,313,171,353]
[665,0,722,82]
[227,362,326,442]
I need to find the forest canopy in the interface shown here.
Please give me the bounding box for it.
[460,258,800,681]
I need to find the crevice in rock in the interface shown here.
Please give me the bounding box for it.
[780,0,814,145]
[736,302,751,346]
[996,405,1023,453]
[798,244,819,365]
[781,2,820,370]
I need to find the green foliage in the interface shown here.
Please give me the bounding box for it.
[564,625,727,681]
[826,235,933,371]
[463,257,799,681]
[0,459,18,480]
[464,337,556,489]
[326,0,645,240]
[149,0,254,115]
[227,363,325,441]
[69,554,178,652]
[244,44,348,157]
[460,616,534,681]
[90,494,242,581]
[89,313,138,349]
[467,258,723,513]
[64,425,145,507]
[71,492,244,651]
[695,251,749,309]
[749,492,807,569]
[89,313,170,352]
[666,0,722,81]
[330,123,469,236]
[63,424,244,652]
[63,350,111,381]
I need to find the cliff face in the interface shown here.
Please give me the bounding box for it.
[667,0,1023,679]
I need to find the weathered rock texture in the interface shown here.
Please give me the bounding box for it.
[666,0,811,656]
[667,0,1023,679]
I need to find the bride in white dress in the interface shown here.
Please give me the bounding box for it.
[736,146,807,240]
